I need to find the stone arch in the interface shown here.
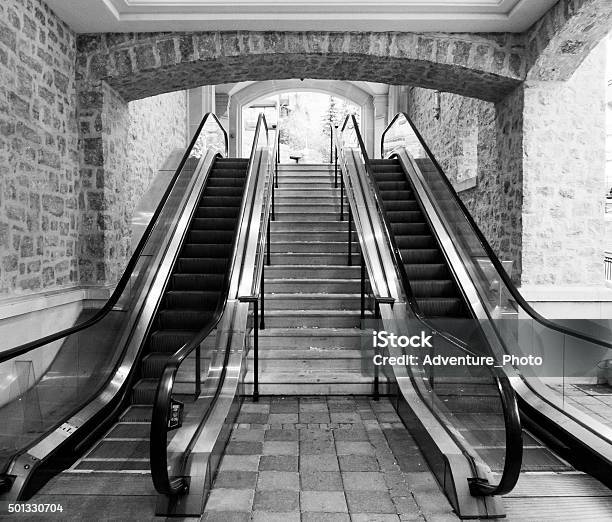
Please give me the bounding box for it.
[77,31,527,103]
[228,79,375,156]
[526,0,612,80]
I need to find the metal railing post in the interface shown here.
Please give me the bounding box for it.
[340,175,344,221]
[266,216,271,266]
[360,253,365,320]
[195,344,201,397]
[260,267,265,330]
[348,206,352,266]
[329,130,333,163]
[253,300,259,402]
[271,183,275,221]
[373,300,380,401]
[334,147,338,188]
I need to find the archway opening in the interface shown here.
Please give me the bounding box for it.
[242,91,361,161]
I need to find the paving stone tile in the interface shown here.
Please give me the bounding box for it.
[335,441,375,455]
[402,472,439,493]
[301,513,351,522]
[225,441,263,455]
[251,511,300,522]
[300,402,329,412]
[263,440,299,455]
[202,511,250,522]
[253,490,299,512]
[300,439,336,455]
[300,428,334,441]
[300,471,343,491]
[345,490,396,514]
[300,412,332,423]
[351,513,400,522]
[257,471,300,491]
[391,495,421,516]
[219,455,260,472]
[259,455,299,472]
[206,488,253,511]
[265,428,299,441]
[422,514,460,521]
[237,413,269,424]
[330,412,362,423]
[300,454,340,472]
[231,428,265,441]
[241,403,270,413]
[270,401,299,413]
[338,455,379,471]
[213,471,258,489]
[333,428,369,441]
[411,491,454,515]
[301,491,348,512]
[270,413,299,424]
[342,472,387,491]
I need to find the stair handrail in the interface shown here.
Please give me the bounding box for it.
[0,113,228,364]
[151,113,269,497]
[341,113,523,496]
[381,112,612,351]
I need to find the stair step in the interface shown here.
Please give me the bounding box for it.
[248,350,370,371]
[265,265,360,278]
[271,221,349,232]
[266,293,364,310]
[271,231,358,242]
[276,196,344,205]
[266,278,361,293]
[257,327,366,349]
[261,310,368,328]
[270,253,360,265]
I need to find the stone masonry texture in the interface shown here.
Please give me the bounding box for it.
[75,31,529,103]
[0,0,79,296]
[77,86,186,285]
[407,87,524,285]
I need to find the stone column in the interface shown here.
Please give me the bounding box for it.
[215,92,230,144]
[513,41,607,290]
[187,86,216,140]
[373,94,389,158]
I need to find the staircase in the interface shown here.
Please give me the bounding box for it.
[74,157,249,473]
[245,163,381,395]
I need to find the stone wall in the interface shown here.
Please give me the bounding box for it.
[406,87,523,283]
[0,0,79,297]
[77,85,187,285]
[521,40,607,286]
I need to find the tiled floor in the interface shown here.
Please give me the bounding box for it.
[201,396,459,522]
[548,383,612,429]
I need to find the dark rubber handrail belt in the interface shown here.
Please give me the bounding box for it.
[342,114,522,496]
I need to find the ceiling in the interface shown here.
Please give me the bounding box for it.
[46,0,557,33]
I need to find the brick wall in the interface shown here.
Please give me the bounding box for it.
[0,0,79,296]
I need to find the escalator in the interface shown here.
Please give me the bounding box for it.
[334,112,612,518]
[0,112,273,517]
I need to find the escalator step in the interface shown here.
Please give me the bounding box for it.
[400,248,444,264]
[182,243,232,258]
[411,280,457,297]
[370,162,402,173]
[371,171,405,182]
[388,223,429,236]
[207,176,247,187]
[171,273,225,291]
[131,379,159,404]
[141,353,172,378]
[120,405,153,422]
[383,201,419,212]
[165,290,220,309]
[176,258,227,274]
[377,181,409,191]
[214,159,249,169]
[195,206,240,219]
[404,263,449,279]
[187,230,235,244]
[394,235,436,249]
[391,212,425,224]
[417,297,466,317]
[199,196,243,208]
[190,218,237,230]
[378,190,413,200]
[157,309,215,330]
[203,186,244,197]
[210,169,248,179]
[149,330,198,353]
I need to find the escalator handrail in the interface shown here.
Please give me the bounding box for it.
[342,114,522,496]
[150,113,269,497]
[0,112,229,364]
[381,111,612,351]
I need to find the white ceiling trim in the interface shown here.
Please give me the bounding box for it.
[46,0,557,33]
